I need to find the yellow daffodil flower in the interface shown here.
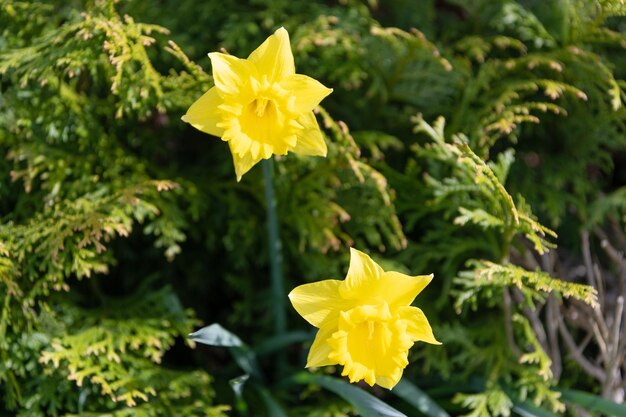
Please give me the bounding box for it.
[289,248,440,389]
[182,27,333,181]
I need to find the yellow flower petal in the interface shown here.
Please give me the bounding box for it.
[280,74,333,113]
[291,112,327,156]
[339,249,433,308]
[326,303,414,389]
[288,279,349,328]
[185,28,332,180]
[247,27,295,83]
[339,248,385,300]
[229,142,263,182]
[376,373,403,390]
[398,306,441,345]
[289,248,440,390]
[306,324,337,368]
[209,52,257,96]
[377,272,433,308]
[181,87,224,137]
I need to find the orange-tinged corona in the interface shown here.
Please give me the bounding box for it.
[288,248,440,389]
[182,27,332,181]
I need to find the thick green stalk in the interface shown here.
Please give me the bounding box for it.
[262,158,287,341]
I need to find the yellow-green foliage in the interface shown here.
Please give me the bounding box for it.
[407,117,597,415]
[455,261,598,312]
[0,0,407,414]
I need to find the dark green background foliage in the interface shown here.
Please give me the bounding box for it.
[1,0,625,416]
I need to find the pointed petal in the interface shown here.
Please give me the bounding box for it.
[228,142,263,181]
[291,112,327,156]
[339,248,384,299]
[306,325,337,368]
[288,279,349,328]
[181,87,224,137]
[378,272,433,308]
[398,306,441,345]
[280,74,333,113]
[376,370,404,390]
[209,52,256,96]
[339,249,434,307]
[247,27,294,83]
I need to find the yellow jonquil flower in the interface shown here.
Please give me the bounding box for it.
[182,27,333,181]
[289,248,441,389]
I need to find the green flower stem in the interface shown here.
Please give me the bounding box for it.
[262,158,287,367]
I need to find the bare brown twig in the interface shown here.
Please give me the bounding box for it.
[511,228,625,402]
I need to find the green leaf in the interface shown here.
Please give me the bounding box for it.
[257,385,290,417]
[512,401,559,417]
[560,388,626,417]
[295,373,407,417]
[229,374,250,398]
[392,379,450,417]
[189,323,243,347]
[189,324,262,380]
[229,374,250,416]
[254,330,313,356]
